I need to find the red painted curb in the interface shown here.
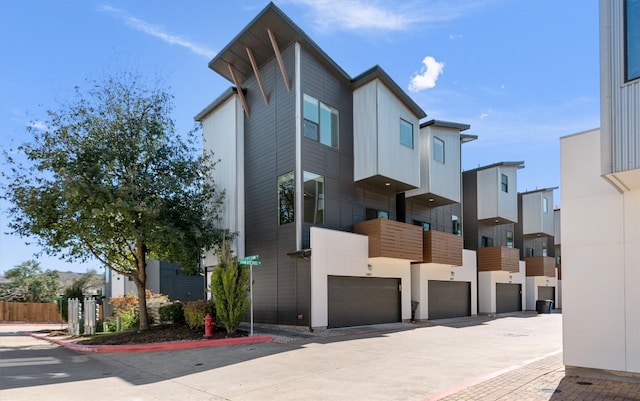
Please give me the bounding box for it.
[29,332,273,353]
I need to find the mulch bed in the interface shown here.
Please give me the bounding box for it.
[39,324,246,345]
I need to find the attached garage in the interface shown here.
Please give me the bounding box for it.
[428,280,471,320]
[538,286,556,308]
[496,283,522,314]
[327,276,401,328]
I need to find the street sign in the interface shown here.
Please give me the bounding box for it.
[240,259,261,266]
[242,254,259,261]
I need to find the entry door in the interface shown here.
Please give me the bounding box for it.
[328,276,401,328]
[496,283,522,313]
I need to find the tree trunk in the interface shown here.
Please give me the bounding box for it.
[136,242,149,331]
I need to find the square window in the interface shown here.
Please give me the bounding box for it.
[303,94,339,149]
[434,137,445,163]
[400,119,413,148]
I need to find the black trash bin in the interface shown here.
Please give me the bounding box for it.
[536,299,553,314]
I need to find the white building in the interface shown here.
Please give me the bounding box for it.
[560,0,640,381]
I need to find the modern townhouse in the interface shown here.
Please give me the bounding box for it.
[195,2,480,329]
[462,162,527,315]
[514,188,558,311]
[560,0,640,380]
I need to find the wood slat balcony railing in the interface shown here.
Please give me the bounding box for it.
[477,246,520,273]
[422,230,463,266]
[354,219,423,261]
[525,256,557,277]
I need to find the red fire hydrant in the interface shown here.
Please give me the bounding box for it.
[204,313,215,338]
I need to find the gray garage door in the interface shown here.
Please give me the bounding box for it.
[328,276,401,328]
[538,286,556,308]
[496,283,522,314]
[428,280,471,320]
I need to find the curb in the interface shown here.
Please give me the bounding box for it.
[29,332,273,353]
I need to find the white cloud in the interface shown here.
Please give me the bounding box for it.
[98,5,216,59]
[286,0,488,32]
[449,33,463,40]
[28,120,49,131]
[480,113,489,119]
[408,56,445,92]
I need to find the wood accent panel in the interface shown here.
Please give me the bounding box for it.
[525,256,557,277]
[477,246,520,273]
[557,263,562,280]
[354,219,422,261]
[423,230,463,266]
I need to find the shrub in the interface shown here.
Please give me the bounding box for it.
[108,290,166,329]
[159,303,185,325]
[211,242,250,335]
[183,299,215,330]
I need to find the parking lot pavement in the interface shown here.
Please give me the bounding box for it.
[4,314,638,401]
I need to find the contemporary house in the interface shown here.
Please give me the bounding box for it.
[514,188,558,311]
[104,260,204,315]
[462,162,527,315]
[560,0,640,381]
[196,3,478,328]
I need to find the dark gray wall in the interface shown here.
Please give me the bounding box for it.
[158,262,204,302]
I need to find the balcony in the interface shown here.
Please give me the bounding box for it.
[354,219,422,261]
[421,230,463,266]
[525,256,556,277]
[477,246,520,273]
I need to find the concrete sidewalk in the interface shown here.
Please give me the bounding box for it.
[2,315,639,400]
[431,352,640,401]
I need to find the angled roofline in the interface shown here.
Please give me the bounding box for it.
[463,161,525,173]
[208,2,351,85]
[518,186,559,196]
[460,134,479,143]
[194,87,237,121]
[421,119,470,131]
[352,65,426,119]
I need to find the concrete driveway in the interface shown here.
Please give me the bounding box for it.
[0,312,562,401]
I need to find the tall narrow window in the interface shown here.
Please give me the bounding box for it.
[433,137,445,163]
[277,172,295,225]
[400,119,414,148]
[501,174,509,192]
[303,94,319,141]
[303,172,324,225]
[542,197,549,213]
[303,94,339,148]
[506,230,514,248]
[625,0,640,81]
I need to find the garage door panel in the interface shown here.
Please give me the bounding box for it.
[538,286,555,308]
[428,280,471,320]
[328,276,400,328]
[496,283,522,314]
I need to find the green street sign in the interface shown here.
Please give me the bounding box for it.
[240,260,262,266]
[243,254,259,261]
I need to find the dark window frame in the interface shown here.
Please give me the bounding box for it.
[303,171,325,225]
[303,94,339,148]
[501,173,509,193]
[277,171,295,225]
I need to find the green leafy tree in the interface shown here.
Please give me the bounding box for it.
[3,72,228,330]
[0,260,60,303]
[210,243,250,335]
[59,269,101,320]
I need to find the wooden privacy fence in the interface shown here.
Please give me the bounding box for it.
[0,301,64,323]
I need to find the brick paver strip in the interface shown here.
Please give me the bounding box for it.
[429,352,640,401]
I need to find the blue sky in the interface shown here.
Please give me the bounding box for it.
[0,0,600,273]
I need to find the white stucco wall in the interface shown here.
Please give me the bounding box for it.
[410,249,478,320]
[561,129,640,374]
[477,261,526,314]
[310,227,412,328]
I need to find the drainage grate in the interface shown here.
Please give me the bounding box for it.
[576,381,593,385]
